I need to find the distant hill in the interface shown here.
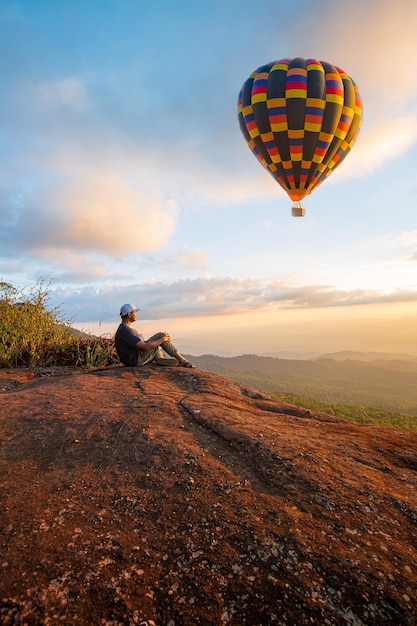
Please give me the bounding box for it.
[259,350,320,360]
[257,350,417,362]
[69,326,95,339]
[314,350,417,363]
[189,353,417,416]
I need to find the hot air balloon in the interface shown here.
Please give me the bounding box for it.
[237,57,363,216]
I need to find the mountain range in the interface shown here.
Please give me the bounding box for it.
[187,353,417,417]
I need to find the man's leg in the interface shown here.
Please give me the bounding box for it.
[148,332,183,361]
[142,332,193,367]
[136,332,177,366]
[136,344,159,366]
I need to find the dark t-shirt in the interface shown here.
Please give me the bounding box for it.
[115,324,142,366]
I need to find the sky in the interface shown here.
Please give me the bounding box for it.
[1,0,417,357]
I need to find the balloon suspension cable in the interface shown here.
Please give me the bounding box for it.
[291,202,305,217]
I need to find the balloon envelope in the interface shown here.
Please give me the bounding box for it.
[237,58,363,211]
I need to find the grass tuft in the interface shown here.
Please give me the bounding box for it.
[0,280,119,369]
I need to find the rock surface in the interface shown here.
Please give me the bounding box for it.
[0,365,416,625]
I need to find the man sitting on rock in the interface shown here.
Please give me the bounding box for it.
[115,303,194,368]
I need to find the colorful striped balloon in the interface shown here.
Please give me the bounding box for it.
[237,57,363,216]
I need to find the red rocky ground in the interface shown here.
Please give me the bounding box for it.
[0,365,416,625]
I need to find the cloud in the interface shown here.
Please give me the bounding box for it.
[361,229,417,268]
[53,275,417,324]
[397,232,417,263]
[176,248,207,270]
[351,1,417,114]
[52,177,178,256]
[0,166,179,258]
[395,230,417,246]
[298,0,417,110]
[34,77,93,113]
[333,116,417,180]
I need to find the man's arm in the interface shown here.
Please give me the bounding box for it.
[135,333,169,352]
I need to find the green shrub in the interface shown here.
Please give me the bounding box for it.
[269,391,417,432]
[0,280,119,368]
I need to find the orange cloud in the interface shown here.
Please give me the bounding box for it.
[52,175,179,256]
